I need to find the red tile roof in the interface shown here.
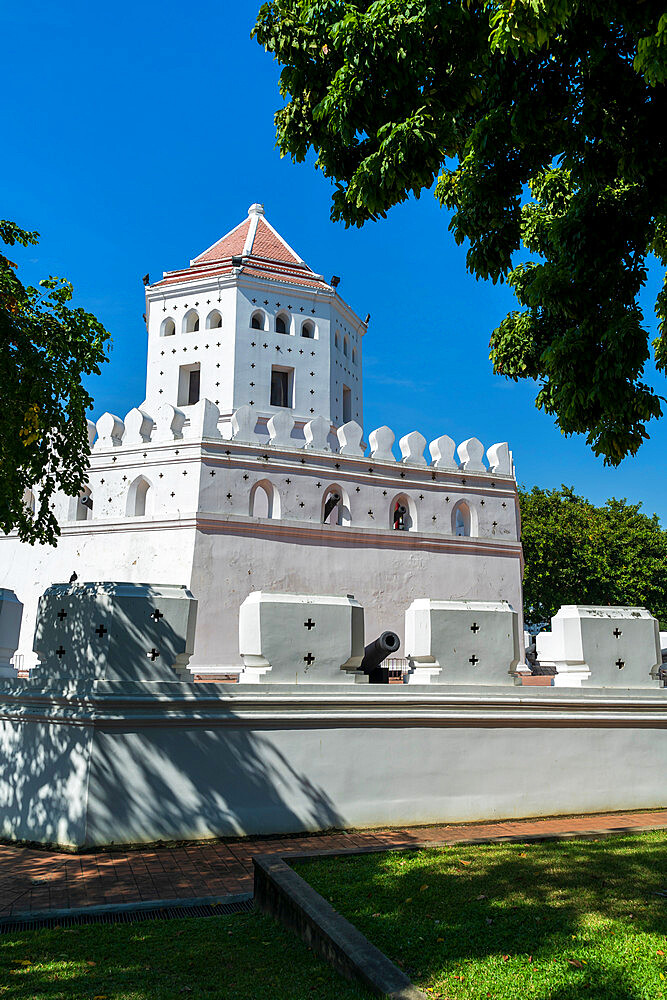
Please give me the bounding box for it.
[152,206,330,291]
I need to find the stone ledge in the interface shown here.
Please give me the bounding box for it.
[253,853,427,999]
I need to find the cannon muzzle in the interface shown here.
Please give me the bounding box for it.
[361,631,401,675]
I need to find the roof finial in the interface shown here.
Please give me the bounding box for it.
[248,203,265,217]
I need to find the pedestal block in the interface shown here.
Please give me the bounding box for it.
[536,606,661,688]
[0,589,23,678]
[239,592,365,683]
[33,582,197,681]
[405,599,521,685]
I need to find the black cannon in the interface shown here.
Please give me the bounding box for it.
[323,492,341,522]
[393,503,407,530]
[361,631,401,683]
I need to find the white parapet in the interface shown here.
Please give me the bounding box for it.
[405,598,521,685]
[239,591,366,684]
[0,589,23,678]
[537,606,662,688]
[33,582,198,682]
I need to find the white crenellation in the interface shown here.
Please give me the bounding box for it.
[337,420,364,456]
[369,426,395,462]
[457,437,485,472]
[429,435,457,470]
[399,431,427,466]
[303,415,331,451]
[486,442,511,475]
[231,404,258,443]
[86,419,97,448]
[155,402,186,441]
[186,399,222,440]
[94,413,124,449]
[123,408,154,446]
[267,410,295,448]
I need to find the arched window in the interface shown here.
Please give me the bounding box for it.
[161,317,175,337]
[390,493,415,532]
[334,331,340,350]
[72,486,93,522]
[301,321,315,339]
[126,476,153,517]
[352,347,357,365]
[206,309,222,329]
[251,310,265,330]
[343,335,350,357]
[249,480,280,519]
[322,484,351,527]
[275,313,289,335]
[452,500,475,537]
[183,309,199,333]
[22,489,35,514]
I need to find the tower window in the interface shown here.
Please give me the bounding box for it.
[302,321,315,339]
[161,318,175,337]
[251,310,265,330]
[343,335,349,357]
[275,313,289,335]
[342,385,352,423]
[178,363,201,406]
[183,309,199,333]
[270,367,293,408]
[206,309,222,329]
[188,368,200,405]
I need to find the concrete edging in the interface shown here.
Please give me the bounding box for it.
[253,821,667,999]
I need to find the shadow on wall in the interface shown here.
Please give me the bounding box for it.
[85,717,345,844]
[0,690,345,848]
[33,582,195,683]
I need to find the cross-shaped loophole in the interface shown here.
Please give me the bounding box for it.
[57,609,67,621]
[303,652,315,665]
[613,628,622,638]
[146,648,160,661]
[55,645,66,658]
[469,655,479,666]
[470,622,480,633]
[150,609,164,623]
[304,618,316,630]
[616,658,625,669]
[95,624,108,638]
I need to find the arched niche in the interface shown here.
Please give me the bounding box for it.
[250,309,266,330]
[352,347,357,364]
[160,317,176,337]
[249,479,280,519]
[69,485,93,522]
[126,476,154,517]
[343,335,350,357]
[452,499,477,537]
[390,493,416,532]
[301,320,316,339]
[206,309,222,329]
[321,483,351,527]
[275,312,290,335]
[183,309,199,333]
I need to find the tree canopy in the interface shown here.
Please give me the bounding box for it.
[519,485,667,625]
[0,221,110,545]
[254,1,667,464]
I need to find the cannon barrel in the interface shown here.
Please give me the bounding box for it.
[361,631,401,673]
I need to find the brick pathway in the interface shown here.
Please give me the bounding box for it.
[1,810,666,919]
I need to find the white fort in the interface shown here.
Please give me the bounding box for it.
[2,203,523,677]
[0,205,664,849]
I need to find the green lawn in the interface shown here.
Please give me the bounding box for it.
[0,908,372,1000]
[295,831,667,1000]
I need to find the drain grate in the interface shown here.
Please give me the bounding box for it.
[0,897,254,934]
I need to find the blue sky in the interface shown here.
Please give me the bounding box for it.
[4,1,666,520]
